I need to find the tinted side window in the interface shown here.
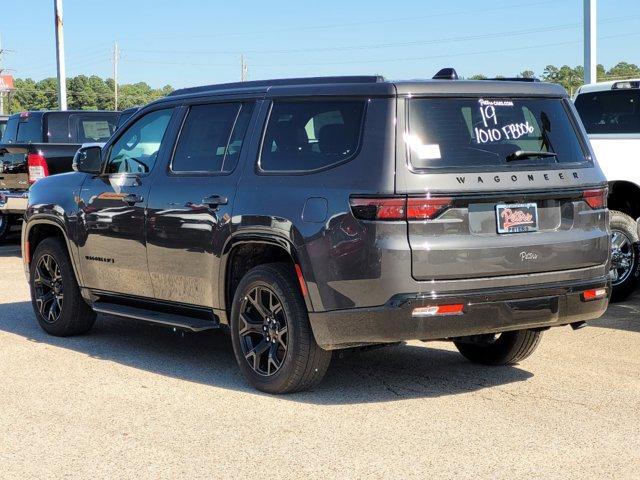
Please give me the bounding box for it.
[260,100,365,172]
[2,117,18,143]
[575,90,640,134]
[45,113,71,143]
[172,102,244,173]
[106,109,173,174]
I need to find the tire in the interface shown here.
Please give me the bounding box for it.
[29,237,96,336]
[230,263,331,394]
[609,210,639,302]
[0,213,11,242]
[453,329,542,366]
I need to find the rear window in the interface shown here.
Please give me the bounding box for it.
[406,98,587,170]
[259,100,365,172]
[574,90,640,134]
[16,115,43,143]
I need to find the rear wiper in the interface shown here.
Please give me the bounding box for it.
[506,150,558,162]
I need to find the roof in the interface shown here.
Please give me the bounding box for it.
[577,79,640,94]
[161,76,568,103]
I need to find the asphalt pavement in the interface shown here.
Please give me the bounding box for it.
[0,230,638,479]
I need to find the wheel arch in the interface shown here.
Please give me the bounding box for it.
[23,217,83,287]
[220,233,312,321]
[608,180,640,221]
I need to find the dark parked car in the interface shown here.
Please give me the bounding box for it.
[22,72,611,393]
[0,110,120,240]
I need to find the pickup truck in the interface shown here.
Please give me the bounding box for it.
[574,79,640,301]
[0,110,120,240]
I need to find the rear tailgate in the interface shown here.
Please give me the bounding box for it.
[408,188,609,280]
[0,145,29,190]
[398,95,609,282]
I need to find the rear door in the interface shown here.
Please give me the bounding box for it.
[77,107,175,297]
[146,100,256,307]
[397,96,609,281]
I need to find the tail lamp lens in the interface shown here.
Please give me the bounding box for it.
[350,196,452,221]
[28,153,49,184]
[583,188,607,209]
[349,197,406,221]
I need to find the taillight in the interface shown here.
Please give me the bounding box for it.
[350,196,453,221]
[28,153,49,184]
[349,197,406,221]
[583,188,607,209]
[407,197,453,220]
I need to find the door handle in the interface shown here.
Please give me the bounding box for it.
[122,193,144,205]
[202,195,228,207]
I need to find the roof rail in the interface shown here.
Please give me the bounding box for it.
[488,77,540,82]
[169,76,386,97]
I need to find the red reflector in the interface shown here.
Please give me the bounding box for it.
[412,303,464,317]
[28,153,49,184]
[407,197,453,220]
[583,188,607,209]
[582,288,607,301]
[350,197,406,221]
[294,264,308,297]
[24,241,30,265]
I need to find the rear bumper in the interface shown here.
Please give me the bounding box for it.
[0,190,28,215]
[309,277,610,350]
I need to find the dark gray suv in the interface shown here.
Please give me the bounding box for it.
[22,72,611,393]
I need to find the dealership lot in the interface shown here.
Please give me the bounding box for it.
[0,232,639,479]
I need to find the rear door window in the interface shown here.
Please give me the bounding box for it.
[259,100,365,172]
[172,102,253,173]
[406,97,587,170]
[575,90,640,134]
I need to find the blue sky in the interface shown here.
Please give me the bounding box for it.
[1,0,639,88]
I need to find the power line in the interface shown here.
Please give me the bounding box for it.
[123,14,640,57]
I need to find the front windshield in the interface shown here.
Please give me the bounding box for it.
[406,97,587,170]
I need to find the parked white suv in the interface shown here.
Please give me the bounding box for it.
[574,79,640,300]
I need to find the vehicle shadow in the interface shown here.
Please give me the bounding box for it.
[590,290,640,334]
[0,301,534,404]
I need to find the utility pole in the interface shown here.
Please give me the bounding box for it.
[0,34,4,115]
[240,54,248,82]
[584,0,597,85]
[54,0,67,110]
[112,41,120,110]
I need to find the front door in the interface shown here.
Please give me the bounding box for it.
[146,101,256,308]
[77,108,175,297]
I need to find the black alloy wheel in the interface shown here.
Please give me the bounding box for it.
[33,253,65,324]
[238,285,289,376]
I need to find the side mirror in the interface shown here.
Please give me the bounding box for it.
[73,145,102,174]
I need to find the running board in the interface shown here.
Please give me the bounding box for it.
[92,302,219,332]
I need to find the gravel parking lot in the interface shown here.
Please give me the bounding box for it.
[0,230,639,479]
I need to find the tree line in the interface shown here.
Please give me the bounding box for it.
[469,61,640,95]
[4,61,640,113]
[6,76,173,112]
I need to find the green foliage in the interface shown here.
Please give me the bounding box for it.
[8,75,174,113]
